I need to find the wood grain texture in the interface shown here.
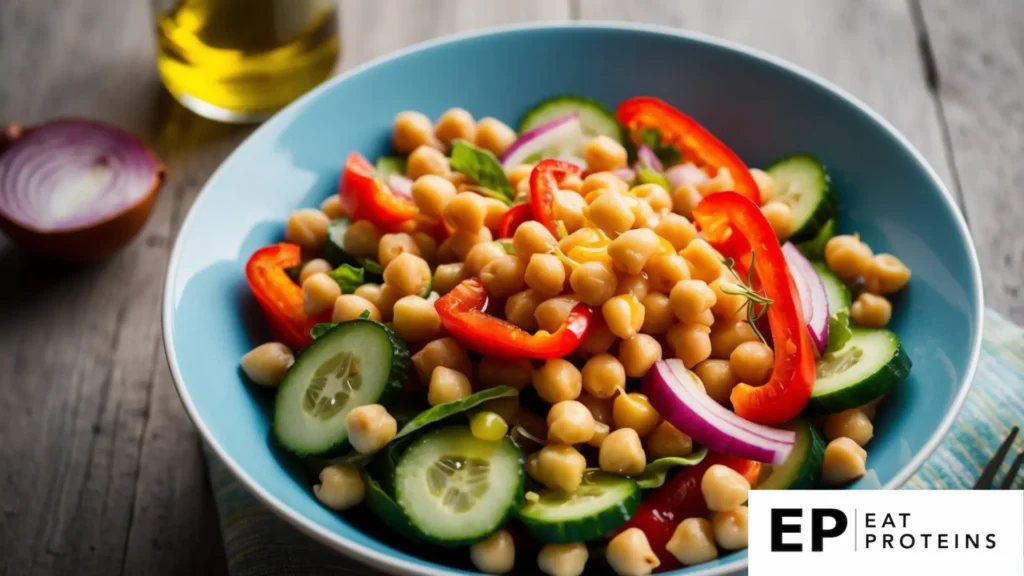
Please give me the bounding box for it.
[917,0,1024,322]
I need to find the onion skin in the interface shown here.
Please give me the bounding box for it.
[0,120,166,262]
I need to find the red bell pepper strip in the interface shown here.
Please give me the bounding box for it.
[617,96,761,205]
[616,454,760,569]
[339,151,417,229]
[498,203,533,238]
[692,192,816,425]
[529,159,582,236]
[245,243,327,351]
[434,278,592,359]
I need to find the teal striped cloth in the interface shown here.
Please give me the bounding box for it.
[204,309,1024,575]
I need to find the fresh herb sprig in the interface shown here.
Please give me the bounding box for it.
[720,253,773,344]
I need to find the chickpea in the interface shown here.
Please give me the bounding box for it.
[713,506,749,551]
[375,284,402,321]
[708,277,747,319]
[709,320,758,359]
[392,295,442,342]
[505,163,535,191]
[319,194,345,219]
[822,437,868,486]
[851,292,892,327]
[513,220,558,258]
[578,392,615,424]
[514,178,532,203]
[535,296,580,333]
[581,171,629,196]
[701,464,751,512]
[588,421,611,448]
[411,337,472,383]
[612,393,660,436]
[537,444,587,492]
[645,253,690,293]
[865,253,911,294]
[464,241,506,276]
[695,308,716,326]
[525,253,567,297]
[681,238,724,283]
[600,428,646,476]
[554,190,588,233]
[605,528,660,576]
[407,145,450,180]
[444,192,487,231]
[654,213,698,251]
[485,396,520,427]
[581,351,631,398]
[608,228,661,275]
[482,197,509,233]
[537,542,588,576]
[570,261,619,306]
[666,518,718,566]
[860,395,886,420]
[476,117,517,156]
[314,463,366,512]
[619,334,662,378]
[547,400,596,445]
[670,279,717,323]
[579,323,619,356]
[637,184,674,213]
[693,359,737,406]
[432,262,467,295]
[445,227,493,261]
[434,107,476,148]
[480,255,526,299]
[558,227,604,253]
[342,219,384,259]
[383,253,431,296]
[646,421,693,460]
[639,292,674,335]
[825,234,873,281]
[505,289,546,331]
[761,201,794,240]
[298,258,331,284]
[470,529,515,574]
[332,294,382,322]
[730,341,774,386]
[697,167,734,196]
[412,175,457,221]
[302,272,342,315]
[751,168,775,204]
[666,322,712,369]
[589,191,636,235]
[477,356,533,391]
[533,359,582,404]
[345,404,397,454]
[670,183,702,219]
[428,366,473,406]
[240,342,294,387]
[824,409,874,446]
[376,232,419,269]
[392,111,439,154]
[603,294,645,340]
[582,136,627,173]
[285,209,330,250]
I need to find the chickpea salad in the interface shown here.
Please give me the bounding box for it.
[239,95,913,575]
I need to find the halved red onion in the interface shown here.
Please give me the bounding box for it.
[782,242,830,355]
[643,359,795,465]
[666,163,708,189]
[0,120,165,261]
[636,144,663,172]
[386,173,413,199]
[612,167,636,184]
[500,114,585,170]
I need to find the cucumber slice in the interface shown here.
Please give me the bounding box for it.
[394,427,523,546]
[322,218,384,279]
[767,154,837,243]
[518,471,640,543]
[273,320,408,456]
[519,96,624,143]
[813,262,851,316]
[757,419,825,489]
[805,327,912,414]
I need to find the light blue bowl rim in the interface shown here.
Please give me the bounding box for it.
[162,20,984,576]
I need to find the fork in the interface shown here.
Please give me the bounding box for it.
[973,426,1024,489]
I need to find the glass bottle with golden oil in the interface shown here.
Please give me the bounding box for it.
[151,0,340,123]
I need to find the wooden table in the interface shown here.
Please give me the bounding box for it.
[1,1,1020,574]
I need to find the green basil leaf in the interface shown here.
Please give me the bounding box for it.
[634,448,709,489]
[361,258,384,276]
[329,263,364,294]
[826,309,852,353]
[361,471,421,541]
[795,218,838,261]
[449,140,514,200]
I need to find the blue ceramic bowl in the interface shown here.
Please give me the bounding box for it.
[163,22,983,576]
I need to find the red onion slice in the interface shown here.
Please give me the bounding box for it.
[782,242,830,355]
[636,144,663,172]
[643,359,795,465]
[500,114,585,170]
[386,173,413,199]
[612,167,636,184]
[666,163,708,189]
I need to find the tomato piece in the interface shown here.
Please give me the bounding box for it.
[529,159,582,236]
[340,151,417,229]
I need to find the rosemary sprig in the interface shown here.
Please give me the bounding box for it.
[720,253,773,344]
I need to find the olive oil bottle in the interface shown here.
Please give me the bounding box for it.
[153,0,340,122]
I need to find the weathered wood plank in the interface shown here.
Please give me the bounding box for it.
[917,0,1024,323]
[578,0,956,200]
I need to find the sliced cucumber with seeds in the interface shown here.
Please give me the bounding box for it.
[273,320,408,456]
[757,419,825,490]
[767,154,837,243]
[814,262,851,316]
[395,427,523,547]
[518,471,640,543]
[519,95,624,143]
[805,327,912,414]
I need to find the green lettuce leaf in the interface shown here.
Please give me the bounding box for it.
[826,309,852,353]
[633,448,708,489]
[329,263,364,294]
[795,218,838,261]
[449,140,514,201]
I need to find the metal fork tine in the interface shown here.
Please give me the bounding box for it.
[998,449,1024,490]
[974,426,1020,489]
